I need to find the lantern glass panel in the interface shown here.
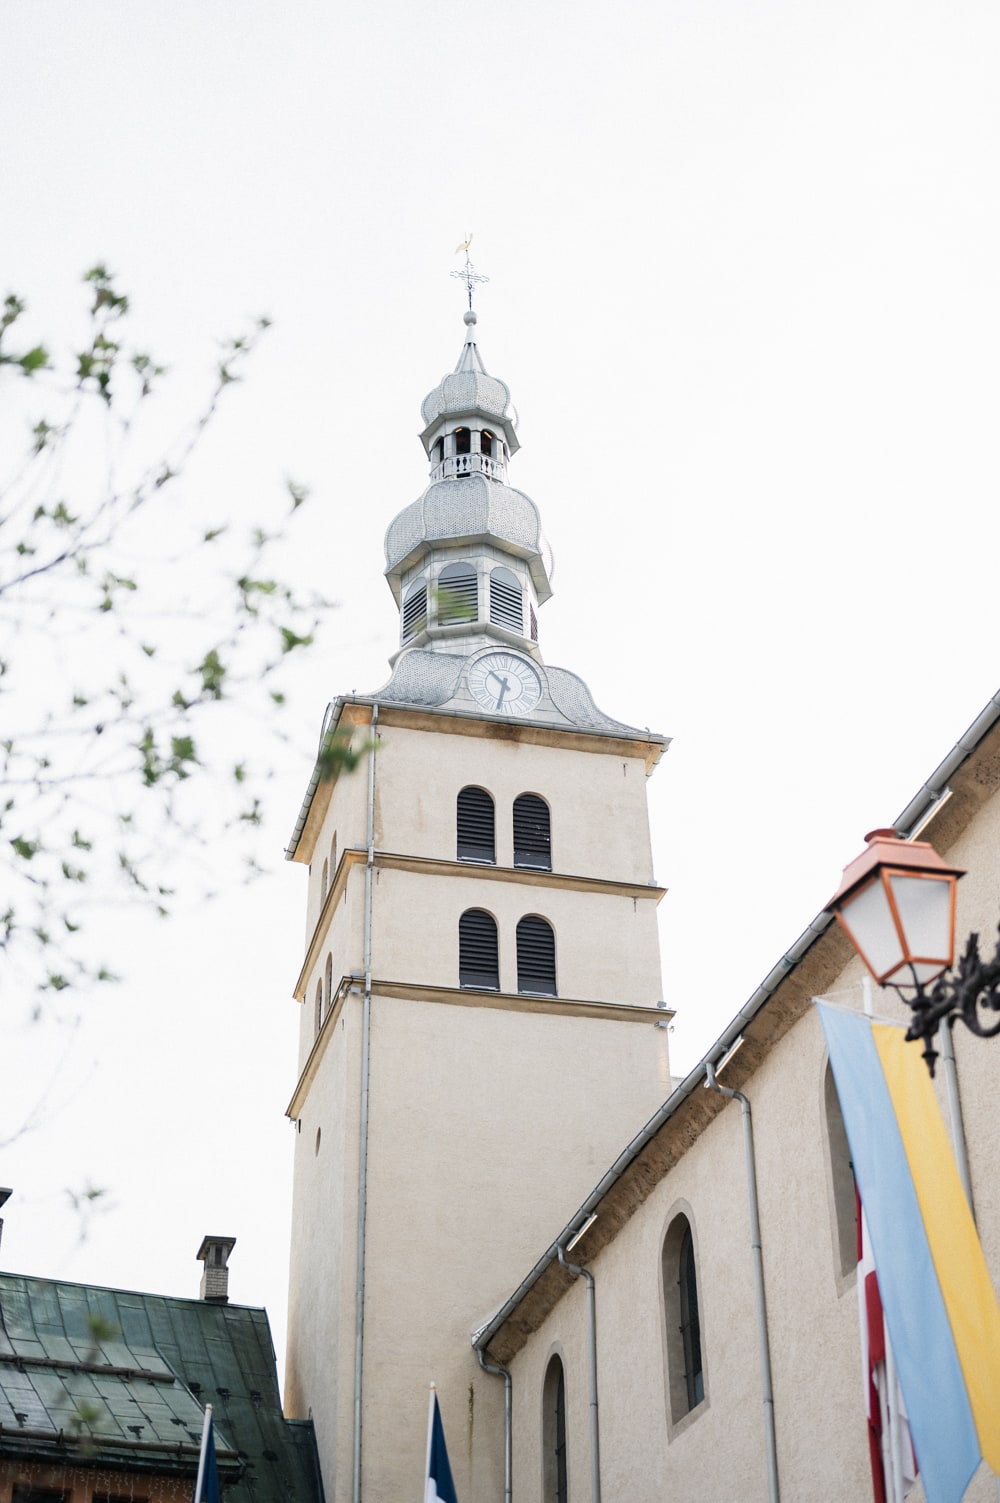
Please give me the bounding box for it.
[840,876,905,983]
[887,872,953,983]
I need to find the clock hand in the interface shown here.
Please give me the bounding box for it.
[495,676,510,708]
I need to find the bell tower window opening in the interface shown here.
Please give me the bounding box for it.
[454,427,471,456]
[457,786,496,864]
[516,914,556,996]
[437,562,478,624]
[459,908,500,990]
[481,429,494,457]
[490,566,524,634]
[402,581,428,642]
[432,438,443,466]
[514,794,551,870]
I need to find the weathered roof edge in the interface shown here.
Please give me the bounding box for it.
[472,684,1000,1359]
[285,694,671,862]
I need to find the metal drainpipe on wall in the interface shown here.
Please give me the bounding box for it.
[353,703,379,1503]
[704,1061,780,1503]
[475,1346,512,1503]
[556,1244,601,1503]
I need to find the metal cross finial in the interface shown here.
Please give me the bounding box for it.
[451,234,489,310]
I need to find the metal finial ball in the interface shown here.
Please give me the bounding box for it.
[464,311,477,325]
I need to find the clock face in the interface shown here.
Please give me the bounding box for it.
[468,652,543,717]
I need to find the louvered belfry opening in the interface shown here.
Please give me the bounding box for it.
[401,581,427,641]
[490,566,524,634]
[459,908,500,990]
[513,794,551,870]
[517,915,556,995]
[457,786,496,863]
[437,561,478,624]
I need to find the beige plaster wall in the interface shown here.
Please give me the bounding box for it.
[508,1008,872,1501]
[369,866,663,1003]
[285,992,363,1500]
[372,723,657,882]
[357,993,677,1503]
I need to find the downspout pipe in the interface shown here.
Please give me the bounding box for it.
[353,703,379,1503]
[556,1244,601,1503]
[475,1346,512,1503]
[938,1023,975,1214]
[704,1062,779,1503]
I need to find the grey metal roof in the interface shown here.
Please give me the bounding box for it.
[384,475,552,605]
[419,313,517,432]
[0,1274,323,1503]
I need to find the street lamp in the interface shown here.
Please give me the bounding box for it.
[825,829,1000,1076]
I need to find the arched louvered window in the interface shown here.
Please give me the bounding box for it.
[663,1213,705,1422]
[454,427,471,455]
[542,1356,568,1503]
[517,915,556,996]
[437,562,477,624]
[513,794,551,870]
[402,581,428,642]
[457,786,495,864]
[459,909,499,990]
[481,429,494,457]
[490,566,523,633]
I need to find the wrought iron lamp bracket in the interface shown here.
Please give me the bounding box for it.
[889,924,1000,1075]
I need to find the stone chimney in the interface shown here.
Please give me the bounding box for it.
[197,1235,236,1303]
[0,1189,11,1253]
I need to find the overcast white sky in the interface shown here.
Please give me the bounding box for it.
[5,0,1000,1383]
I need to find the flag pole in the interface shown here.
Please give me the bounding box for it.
[193,1403,213,1503]
[424,1383,436,1502]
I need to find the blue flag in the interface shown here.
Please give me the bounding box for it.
[193,1409,222,1503]
[425,1391,458,1503]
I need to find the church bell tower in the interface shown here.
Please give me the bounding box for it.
[283,300,673,1503]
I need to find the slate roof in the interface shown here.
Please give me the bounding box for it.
[0,1274,322,1503]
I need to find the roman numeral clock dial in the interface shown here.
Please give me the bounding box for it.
[468,652,543,717]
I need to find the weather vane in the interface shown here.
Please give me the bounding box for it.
[451,234,489,310]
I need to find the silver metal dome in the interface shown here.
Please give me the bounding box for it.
[384,475,553,604]
[419,311,519,454]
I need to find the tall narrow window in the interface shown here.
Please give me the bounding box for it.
[437,562,477,624]
[457,786,495,863]
[402,581,428,641]
[513,794,551,870]
[321,859,329,904]
[315,979,324,1038]
[679,1227,704,1409]
[454,427,471,455]
[542,1356,568,1503]
[490,566,523,633]
[825,1063,857,1277]
[325,954,333,1018]
[459,909,499,990]
[517,915,556,995]
[481,429,494,457]
[663,1213,705,1422]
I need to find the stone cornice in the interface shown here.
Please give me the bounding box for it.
[286,976,670,1119]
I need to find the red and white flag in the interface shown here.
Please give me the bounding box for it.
[857,1193,918,1503]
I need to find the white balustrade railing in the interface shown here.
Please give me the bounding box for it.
[430,452,506,483]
